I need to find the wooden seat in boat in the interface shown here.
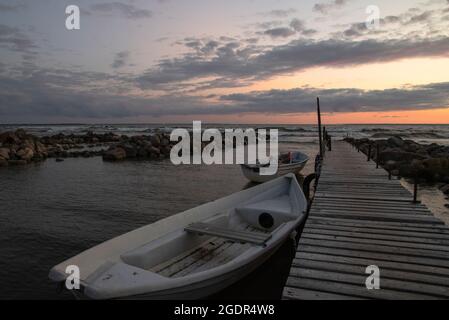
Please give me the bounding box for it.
[185,222,272,246]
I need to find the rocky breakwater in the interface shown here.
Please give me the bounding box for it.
[0,129,175,166]
[0,129,48,166]
[344,136,449,202]
[41,131,121,159]
[102,133,173,161]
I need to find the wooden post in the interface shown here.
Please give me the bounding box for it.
[413,178,418,203]
[367,144,372,161]
[317,97,323,158]
[376,144,380,168]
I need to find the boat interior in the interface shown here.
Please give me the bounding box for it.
[120,181,302,279]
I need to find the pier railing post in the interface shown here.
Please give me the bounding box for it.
[376,144,380,168]
[317,97,323,158]
[413,178,419,203]
[367,144,372,162]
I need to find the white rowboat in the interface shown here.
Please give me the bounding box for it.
[241,151,309,183]
[49,174,307,300]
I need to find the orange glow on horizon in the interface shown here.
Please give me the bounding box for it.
[127,108,449,124]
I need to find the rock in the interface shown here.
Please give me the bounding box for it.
[160,137,170,147]
[0,131,20,144]
[137,148,148,158]
[103,147,126,161]
[384,160,397,171]
[379,148,426,163]
[403,140,422,153]
[150,135,161,147]
[387,136,405,148]
[440,184,449,195]
[0,148,10,160]
[55,158,64,162]
[119,144,138,158]
[16,147,34,161]
[15,129,28,139]
[445,204,449,209]
[160,146,171,156]
[148,146,160,155]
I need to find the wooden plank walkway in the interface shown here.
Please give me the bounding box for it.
[283,141,449,300]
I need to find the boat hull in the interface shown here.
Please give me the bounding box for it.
[241,161,307,183]
[120,238,288,300]
[49,174,307,300]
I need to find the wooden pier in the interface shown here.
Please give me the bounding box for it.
[283,140,449,300]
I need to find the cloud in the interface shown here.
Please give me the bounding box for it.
[264,27,296,38]
[111,51,130,69]
[90,2,152,19]
[262,8,297,18]
[313,0,349,14]
[337,6,449,39]
[136,37,449,91]
[0,24,37,55]
[262,19,316,39]
[1,63,448,121]
[0,3,25,12]
[219,83,449,114]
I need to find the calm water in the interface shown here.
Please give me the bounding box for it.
[0,124,448,299]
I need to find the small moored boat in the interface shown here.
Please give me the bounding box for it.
[241,151,309,183]
[49,174,307,300]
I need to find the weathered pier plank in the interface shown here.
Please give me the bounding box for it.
[283,141,449,300]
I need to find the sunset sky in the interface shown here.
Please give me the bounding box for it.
[1,0,449,124]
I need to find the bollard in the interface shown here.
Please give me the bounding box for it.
[413,178,418,203]
[376,144,380,169]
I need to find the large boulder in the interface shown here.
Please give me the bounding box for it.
[118,144,138,158]
[160,137,170,147]
[147,146,160,158]
[387,136,405,148]
[0,148,10,160]
[440,184,449,195]
[379,148,426,163]
[150,135,161,147]
[0,131,20,145]
[16,147,34,161]
[102,147,126,161]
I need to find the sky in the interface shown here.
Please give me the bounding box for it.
[0,0,449,124]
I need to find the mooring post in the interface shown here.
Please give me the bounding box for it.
[376,143,380,168]
[413,178,419,203]
[367,144,372,161]
[317,97,323,158]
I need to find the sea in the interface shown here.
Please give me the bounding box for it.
[0,123,448,299]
